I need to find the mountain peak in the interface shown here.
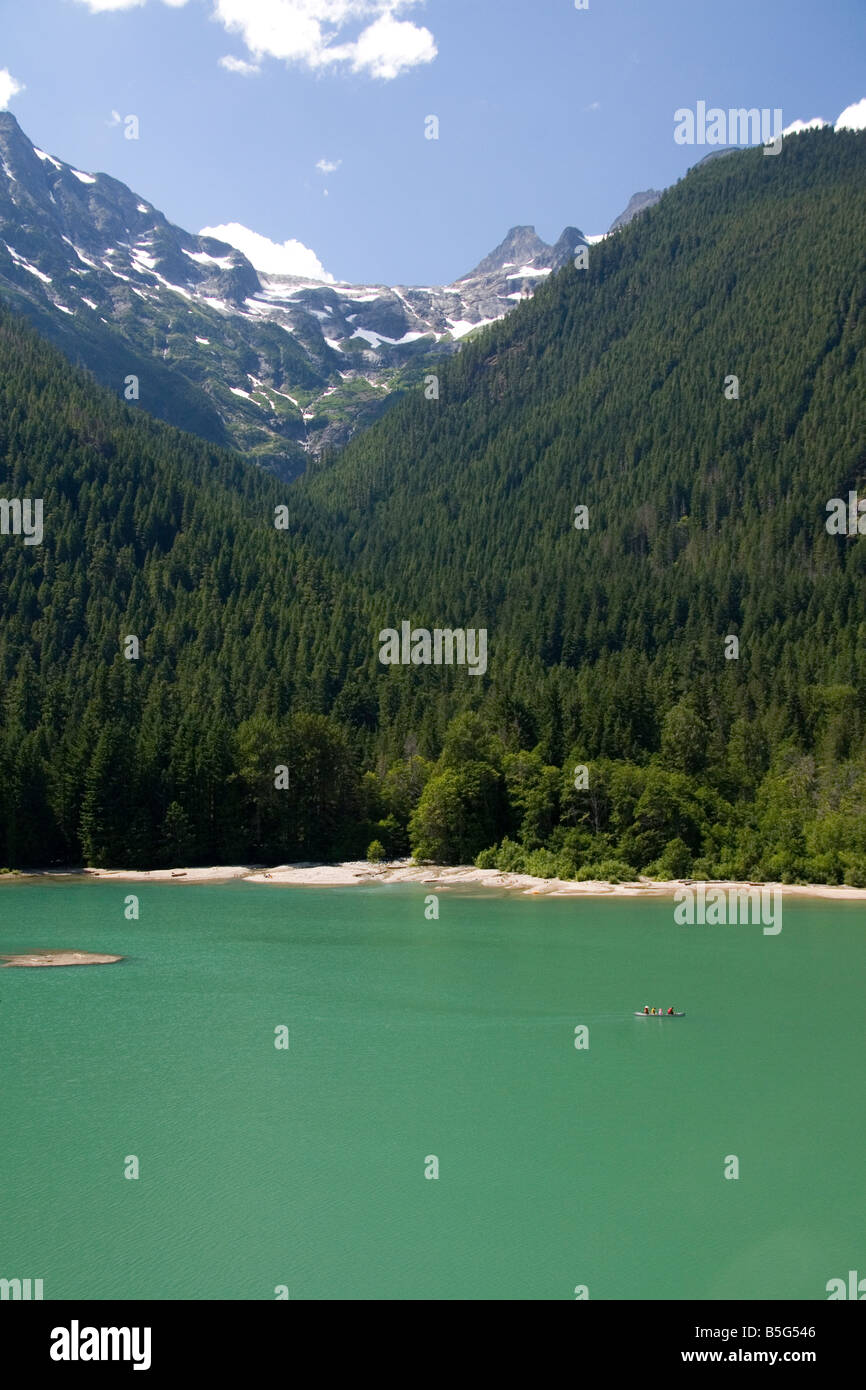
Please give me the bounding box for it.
[466,225,552,277]
[607,189,663,234]
[549,225,589,268]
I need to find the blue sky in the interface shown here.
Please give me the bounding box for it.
[1,0,864,285]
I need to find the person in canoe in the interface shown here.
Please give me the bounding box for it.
[667,1007,674,1015]
[644,1005,650,1013]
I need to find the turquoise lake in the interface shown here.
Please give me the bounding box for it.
[1,880,863,1300]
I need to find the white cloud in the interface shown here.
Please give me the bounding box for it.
[74,1,437,79]
[778,98,866,138]
[73,0,187,9]
[337,12,437,80]
[211,1,437,79]
[0,68,24,109]
[316,157,340,173]
[836,97,866,132]
[199,221,334,280]
[219,54,262,76]
[782,117,827,136]
[74,0,144,9]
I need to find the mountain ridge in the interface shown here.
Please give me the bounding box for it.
[0,111,590,478]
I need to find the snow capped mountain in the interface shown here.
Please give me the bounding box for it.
[0,112,587,478]
[2,100,861,477]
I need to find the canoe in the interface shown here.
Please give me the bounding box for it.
[634,1010,685,1017]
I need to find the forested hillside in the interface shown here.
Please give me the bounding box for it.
[0,308,383,866]
[293,129,866,884]
[1,128,865,881]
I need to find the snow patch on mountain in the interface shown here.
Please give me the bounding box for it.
[447,317,497,340]
[184,248,236,269]
[506,266,551,280]
[34,148,62,170]
[130,247,158,271]
[4,243,52,282]
[101,259,131,281]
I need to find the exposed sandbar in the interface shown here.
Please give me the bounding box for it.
[79,866,251,883]
[1,950,124,967]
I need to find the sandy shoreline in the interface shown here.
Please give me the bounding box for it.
[6,860,866,900]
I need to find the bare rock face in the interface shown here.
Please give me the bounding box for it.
[607,189,663,233]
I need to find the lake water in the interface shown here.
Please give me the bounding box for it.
[1,880,863,1300]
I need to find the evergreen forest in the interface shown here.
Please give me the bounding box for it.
[1,129,865,883]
